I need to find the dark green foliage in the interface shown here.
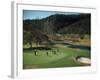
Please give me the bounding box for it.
[23,31,34,48]
[23,13,91,34]
[23,30,49,47]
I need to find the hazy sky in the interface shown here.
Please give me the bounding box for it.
[23,10,80,20]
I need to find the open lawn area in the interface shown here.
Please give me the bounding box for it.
[23,45,90,69]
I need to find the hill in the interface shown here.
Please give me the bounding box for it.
[23,13,91,34]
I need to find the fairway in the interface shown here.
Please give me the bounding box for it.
[23,47,90,69]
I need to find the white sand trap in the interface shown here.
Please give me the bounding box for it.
[77,57,91,64]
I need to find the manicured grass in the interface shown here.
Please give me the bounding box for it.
[23,47,90,69]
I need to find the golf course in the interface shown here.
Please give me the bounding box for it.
[23,36,91,69]
[23,11,91,69]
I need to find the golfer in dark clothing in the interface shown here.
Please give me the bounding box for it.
[46,52,49,56]
[34,50,37,56]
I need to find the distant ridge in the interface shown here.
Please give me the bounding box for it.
[23,13,91,34]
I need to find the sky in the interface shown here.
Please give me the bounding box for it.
[23,10,80,20]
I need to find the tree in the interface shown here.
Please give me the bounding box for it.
[23,31,33,48]
[23,30,49,48]
[43,20,55,34]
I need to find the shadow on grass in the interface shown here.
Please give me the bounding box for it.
[55,41,90,50]
[68,44,90,50]
[23,47,52,51]
[23,41,90,51]
[55,42,90,50]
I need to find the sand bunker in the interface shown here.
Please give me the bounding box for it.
[77,57,91,65]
